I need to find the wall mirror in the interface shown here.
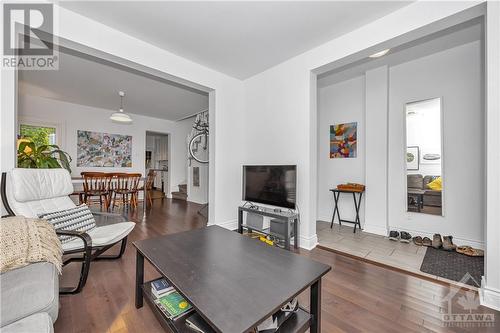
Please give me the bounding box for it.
[405,98,443,216]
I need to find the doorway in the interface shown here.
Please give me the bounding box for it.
[145,131,169,200]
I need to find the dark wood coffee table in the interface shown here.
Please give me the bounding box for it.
[134,226,331,333]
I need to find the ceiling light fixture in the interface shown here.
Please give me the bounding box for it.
[369,48,390,58]
[110,91,132,124]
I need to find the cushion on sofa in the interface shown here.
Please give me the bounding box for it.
[0,313,53,333]
[0,262,59,327]
[426,176,442,191]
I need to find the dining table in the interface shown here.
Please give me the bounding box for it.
[71,176,148,222]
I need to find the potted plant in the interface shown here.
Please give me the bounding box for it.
[17,140,72,173]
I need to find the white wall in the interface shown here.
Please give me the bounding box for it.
[364,66,390,235]
[188,162,209,204]
[388,40,484,248]
[18,94,191,198]
[317,75,365,223]
[243,1,482,249]
[483,0,500,311]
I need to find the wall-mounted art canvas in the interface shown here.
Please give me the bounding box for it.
[330,122,357,158]
[406,146,420,170]
[77,130,132,167]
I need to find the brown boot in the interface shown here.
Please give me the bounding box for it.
[442,236,456,251]
[432,234,443,249]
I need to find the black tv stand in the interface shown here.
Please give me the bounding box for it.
[237,204,299,250]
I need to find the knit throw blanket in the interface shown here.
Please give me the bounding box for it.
[1,216,62,274]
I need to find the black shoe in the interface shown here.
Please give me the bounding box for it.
[389,230,399,241]
[400,231,412,243]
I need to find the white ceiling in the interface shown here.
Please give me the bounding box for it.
[318,18,483,87]
[60,1,413,79]
[19,50,209,121]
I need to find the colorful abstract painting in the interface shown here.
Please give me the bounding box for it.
[77,130,132,167]
[330,122,357,158]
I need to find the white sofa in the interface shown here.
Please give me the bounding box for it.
[0,262,58,333]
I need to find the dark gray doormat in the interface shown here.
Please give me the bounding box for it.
[420,247,484,286]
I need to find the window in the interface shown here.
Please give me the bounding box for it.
[19,124,57,146]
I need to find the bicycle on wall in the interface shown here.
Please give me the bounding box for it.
[188,111,209,164]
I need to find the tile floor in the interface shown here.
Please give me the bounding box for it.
[316,221,475,289]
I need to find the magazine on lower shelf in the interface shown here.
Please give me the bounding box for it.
[154,290,193,320]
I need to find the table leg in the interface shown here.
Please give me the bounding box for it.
[330,192,340,228]
[237,209,243,234]
[353,192,362,233]
[135,251,144,309]
[294,217,299,249]
[285,218,290,251]
[310,279,322,333]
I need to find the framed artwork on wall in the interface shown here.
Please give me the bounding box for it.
[77,130,132,167]
[330,122,357,158]
[406,146,420,170]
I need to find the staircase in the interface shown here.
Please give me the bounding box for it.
[171,184,188,201]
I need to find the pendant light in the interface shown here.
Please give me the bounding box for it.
[110,91,132,124]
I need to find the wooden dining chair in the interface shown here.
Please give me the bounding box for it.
[81,172,112,209]
[138,170,156,207]
[110,173,141,210]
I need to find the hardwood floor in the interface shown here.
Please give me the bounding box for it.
[55,199,499,333]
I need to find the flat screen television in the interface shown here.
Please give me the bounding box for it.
[242,165,297,209]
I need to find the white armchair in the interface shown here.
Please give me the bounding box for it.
[1,168,135,294]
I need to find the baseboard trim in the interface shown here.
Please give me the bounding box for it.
[362,224,388,236]
[480,278,500,311]
[187,199,208,205]
[299,234,318,250]
[211,219,238,231]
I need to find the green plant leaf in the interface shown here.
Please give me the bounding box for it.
[17,141,72,172]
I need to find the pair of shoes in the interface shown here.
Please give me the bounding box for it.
[457,246,484,257]
[388,230,412,243]
[432,234,456,250]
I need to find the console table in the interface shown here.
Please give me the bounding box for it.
[237,205,299,250]
[329,188,364,233]
[134,226,331,333]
